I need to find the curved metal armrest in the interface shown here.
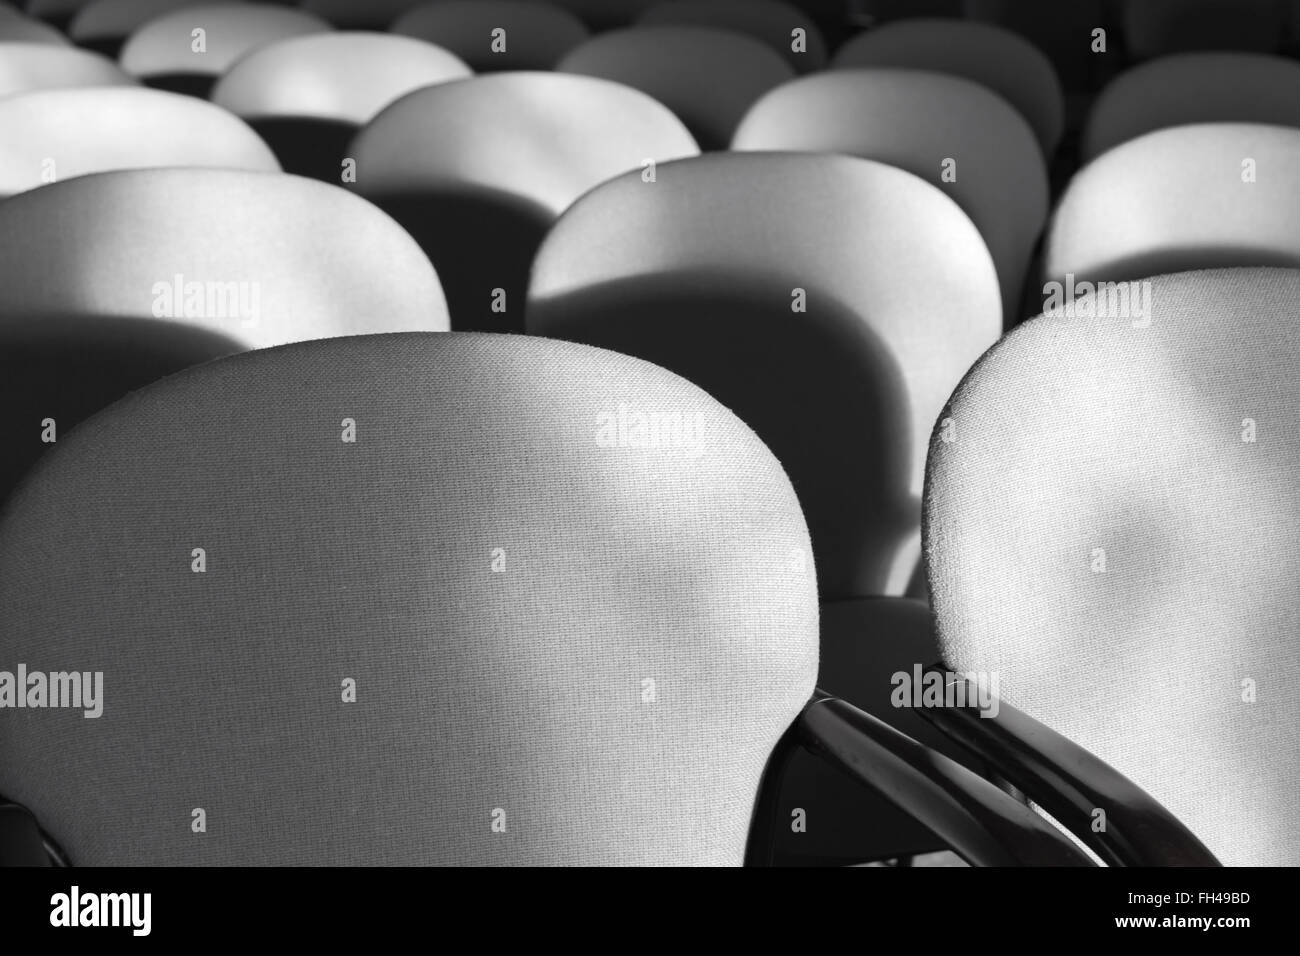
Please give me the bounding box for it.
[914,668,1220,867]
[794,689,1095,867]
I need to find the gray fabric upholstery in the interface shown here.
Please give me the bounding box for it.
[733,69,1047,324]
[69,0,206,45]
[558,25,794,151]
[0,167,448,336]
[393,1,589,72]
[527,152,1000,599]
[119,4,332,79]
[0,41,134,96]
[0,87,279,199]
[25,0,92,21]
[0,167,448,505]
[211,32,471,126]
[351,72,698,219]
[925,267,1300,866]
[638,0,826,72]
[1084,54,1300,161]
[1047,124,1300,287]
[0,333,818,865]
[23,0,79,17]
[0,12,67,42]
[831,18,1065,157]
[351,72,697,332]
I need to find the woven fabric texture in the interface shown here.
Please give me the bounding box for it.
[925,267,1300,866]
[0,167,449,337]
[831,18,1065,156]
[120,5,332,78]
[733,68,1048,322]
[0,42,132,97]
[0,332,818,865]
[1048,123,1300,286]
[558,26,793,151]
[0,87,279,199]
[1083,54,1300,161]
[351,72,699,217]
[529,152,1000,599]
[211,32,470,125]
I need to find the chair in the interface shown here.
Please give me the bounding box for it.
[1046,123,1300,288]
[733,69,1048,325]
[24,0,93,32]
[0,11,68,41]
[526,152,1002,602]
[0,87,279,199]
[0,332,811,864]
[558,25,793,151]
[1082,53,1300,161]
[924,266,1300,866]
[119,3,331,97]
[0,168,448,503]
[0,331,1117,867]
[392,1,589,72]
[637,0,826,72]
[69,0,209,58]
[211,32,470,181]
[1121,0,1286,60]
[831,18,1065,157]
[0,41,133,97]
[350,72,698,332]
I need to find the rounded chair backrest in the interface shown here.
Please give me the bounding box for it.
[0,11,68,42]
[1121,0,1286,60]
[25,0,91,29]
[0,86,279,198]
[1047,123,1300,287]
[0,41,134,97]
[1082,53,1300,161]
[0,168,448,501]
[924,266,1300,866]
[211,32,471,180]
[558,25,793,151]
[392,1,589,71]
[733,69,1047,324]
[831,18,1065,157]
[527,152,1002,599]
[0,167,447,334]
[69,0,209,56]
[638,0,825,71]
[119,3,332,94]
[351,72,698,333]
[0,332,818,865]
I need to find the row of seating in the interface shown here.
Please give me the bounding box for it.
[3,37,1300,322]
[7,105,1300,583]
[2,264,1294,866]
[0,3,1295,867]
[24,0,1300,64]
[10,1,1300,164]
